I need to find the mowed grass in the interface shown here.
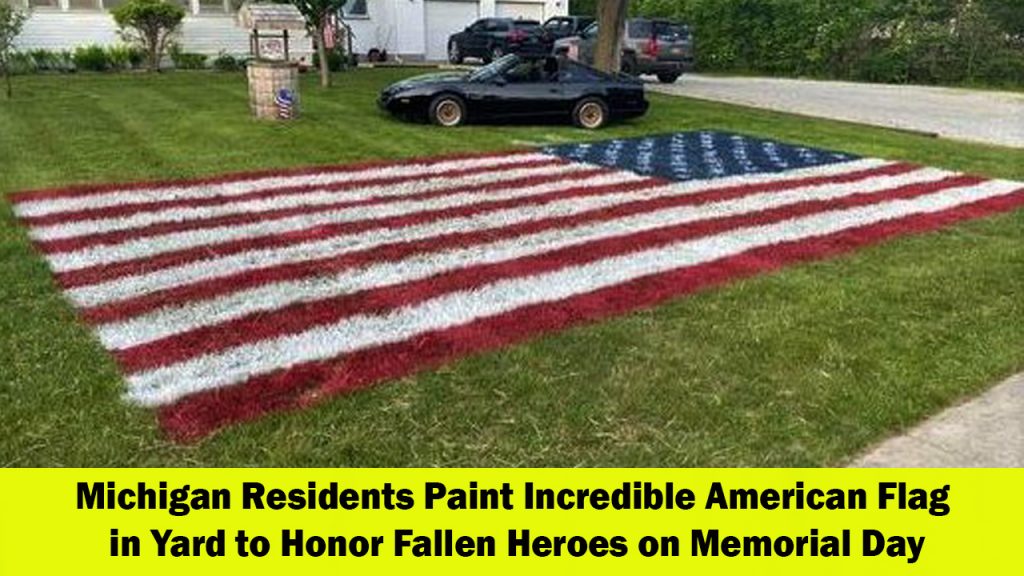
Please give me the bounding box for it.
[1,70,1022,467]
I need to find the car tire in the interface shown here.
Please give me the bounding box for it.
[572,97,609,130]
[448,42,463,65]
[489,44,505,62]
[428,94,467,128]
[657,72,681,84]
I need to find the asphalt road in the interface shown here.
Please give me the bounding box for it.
[651,74,1024,148]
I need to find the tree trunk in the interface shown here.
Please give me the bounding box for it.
[316,19,330,88]
[148,33,160,72]
[4,63,11,99]
[594,0,630,73]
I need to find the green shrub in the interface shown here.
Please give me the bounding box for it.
[7,51,35,75]
[169,46,208,69]
[28,49,57,71]
[312,49,347,72]
[105,44,146,70]
[211,52,244,72]
[58,50,76,73]
[73,45,110,72]
[630,0,1024,88]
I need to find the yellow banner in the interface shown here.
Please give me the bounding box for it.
[0,469,1018,574]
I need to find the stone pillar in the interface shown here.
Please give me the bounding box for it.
[246,60,300,120]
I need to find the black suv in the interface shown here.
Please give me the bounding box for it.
[541,16,596,41]
[448,18,553,64]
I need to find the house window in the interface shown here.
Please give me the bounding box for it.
[342,0,367,18]
[67,0,101,9]
[197,0,229,14]
[102,0,127,10]
[27,0,59,9]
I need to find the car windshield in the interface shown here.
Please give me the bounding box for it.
[582,22,598,37]
[467,54,521,82]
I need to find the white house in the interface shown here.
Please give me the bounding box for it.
[11,0,569,62]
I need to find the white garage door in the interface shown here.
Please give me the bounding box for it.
[495,1,545,21]
[425,0,480,61]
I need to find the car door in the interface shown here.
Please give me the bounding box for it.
[491,59,566,118]
[462,19,489,58]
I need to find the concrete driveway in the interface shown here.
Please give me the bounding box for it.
[652,75,1024,148]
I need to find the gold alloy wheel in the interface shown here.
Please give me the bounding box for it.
[578,102,605,129]
[435,99,463,127]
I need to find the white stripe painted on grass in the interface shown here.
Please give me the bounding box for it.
[45,171,649,272]
[13,152,550,218]
[30,162,587,241]
[95,167,956,348]
[67,160,901,306]
[47,158,890,273]
[124,178,1022,407]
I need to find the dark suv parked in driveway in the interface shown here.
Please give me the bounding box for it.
[448,18,553,64]
[554,18,694,83]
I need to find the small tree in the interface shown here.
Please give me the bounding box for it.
[111,0,185,72]
[0,3,28,98]
[289,0,348,88]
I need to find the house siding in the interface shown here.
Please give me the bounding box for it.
[13,0,569,61]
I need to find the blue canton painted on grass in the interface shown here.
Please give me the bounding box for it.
[543,132,859,182]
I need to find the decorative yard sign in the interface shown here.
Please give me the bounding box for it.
[237,2,307,62]
[8,132,1024,440]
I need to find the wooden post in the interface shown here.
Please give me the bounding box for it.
[284,29,290,62]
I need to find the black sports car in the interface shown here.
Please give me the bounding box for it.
[378,55,649,130]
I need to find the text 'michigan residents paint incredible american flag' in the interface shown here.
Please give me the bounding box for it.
[10,132,1024,440]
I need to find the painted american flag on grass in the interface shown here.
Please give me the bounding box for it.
[11,132,1024,440]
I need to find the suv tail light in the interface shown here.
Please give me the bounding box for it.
[644,36,659,57]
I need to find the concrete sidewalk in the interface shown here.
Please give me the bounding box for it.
[651,75,1024,148]
[852,373,1024,467]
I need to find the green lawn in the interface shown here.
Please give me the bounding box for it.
[1,70,1022,467]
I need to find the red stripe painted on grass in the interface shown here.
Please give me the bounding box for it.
[20,157,567,227]
[157,185,1024,441]
[8,148,532,203]
[55,163,910,290]
[82,163,930,327]
[113,174,981,373]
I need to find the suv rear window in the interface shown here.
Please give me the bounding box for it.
[627,20,652,38]
[656,23,690,40]
[628,20,690,40]
[512,21,541,30]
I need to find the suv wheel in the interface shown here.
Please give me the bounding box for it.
[448,42,463,65]
[429,94,467,127]
[572,97,608,130]
[657,72,681,84]
[489,44,505,62]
